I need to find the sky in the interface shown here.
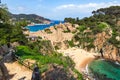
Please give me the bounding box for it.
[2,0,120,20]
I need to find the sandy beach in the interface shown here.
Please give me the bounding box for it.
[58,47,97,72]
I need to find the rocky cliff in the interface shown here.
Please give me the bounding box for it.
[45,23,79,50]
[94,33,120,61]
[41,64,77,80]
[27,21,120,62]
[27,23,79,50]
[72,24,120,62]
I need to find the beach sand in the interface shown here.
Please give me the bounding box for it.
[58,47,97,72]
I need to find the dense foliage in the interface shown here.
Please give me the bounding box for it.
[0,4,84,80]
[0,5,27,45]
[16,46,74,68]
[65,6,120,48]
[0,7,9,23]
[16,45,83,80]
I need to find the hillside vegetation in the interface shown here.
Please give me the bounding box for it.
[0,5,83,80]
[65,6,120,50]
[0,6,27,46]
[9,13,50,24]
[64,6,120,64]
[1,4,120,80]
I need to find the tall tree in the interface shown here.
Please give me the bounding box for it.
[0,4,9,23]
[0,4,27,45]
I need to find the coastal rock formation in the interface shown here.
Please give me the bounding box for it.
[26,22,78,50]
[71,24,119,62]
[92,28,119,61]
[41,64,76,80]
[93,31,111,51]
[103,43,118,60]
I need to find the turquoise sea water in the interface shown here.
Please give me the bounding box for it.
[88,59,120,80]
[26,20,64,32]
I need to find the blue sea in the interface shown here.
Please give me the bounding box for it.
[26,20,64,32]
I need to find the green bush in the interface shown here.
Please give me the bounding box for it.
[63,30,70,33]
[73,69,83,80]
[86,43,95,51]
[16,46,74,68]
[54,45,59,50]
[54,26,57,30]
[92,22,108,34]
[68,40,75,47]
[77,25,86,32]
[44,28,52,34]
[98,22,108,30]
[15,45,83,80]
[108,35,120,48]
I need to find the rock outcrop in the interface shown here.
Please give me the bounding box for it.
[41,64,76,80]
[27,22,78,50]
[72,25,120,62]
[92,28,120,61]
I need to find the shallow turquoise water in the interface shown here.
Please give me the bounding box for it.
[88,59,120,80]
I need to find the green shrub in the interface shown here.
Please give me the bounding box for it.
[63,30,70,33]
[92,22,108,34]
[86,43,95,51]
[44,28,52,34]
[98,22,108,30]
[68,40,75,47]
[16,46,74,68]
[77,25,86,32]
[54,26,57,30]
[73,69,83,80]
[108,35,120,48]
[15,44,83,80]
[72,30,77,34]
[54,45,59,50]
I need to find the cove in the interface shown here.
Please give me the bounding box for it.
[26,20,64,32]
[88,59,120,80]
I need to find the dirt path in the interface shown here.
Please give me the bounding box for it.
[4,61,32,80]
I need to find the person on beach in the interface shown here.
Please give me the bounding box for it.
[100,48,104,58]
